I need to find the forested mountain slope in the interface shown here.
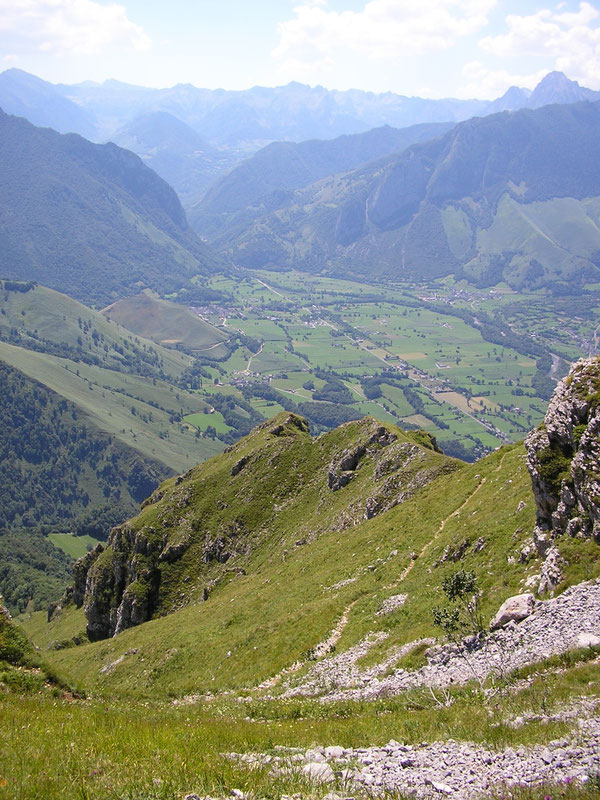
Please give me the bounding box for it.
[190,121,454,236]
[214,100,600,291]
[0,109,225,306]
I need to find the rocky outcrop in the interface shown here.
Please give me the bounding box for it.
[526,357,600,565]
[83,523,162,640]
[72,543,104,607]
[328,444,367,491]
[328,424,398,491]
[365,442,459,521]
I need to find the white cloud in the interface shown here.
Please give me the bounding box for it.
[479,1,600,89]
[273,0,496,75]
[457,60,548,99]
[0,0,151,56]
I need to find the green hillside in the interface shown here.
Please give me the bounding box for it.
[209,101,600,291]
[0,109,225,305]
[22,408,597,699]
[0,281,223,471]
[0,529,73,615]
[9,363,600,800]
[0,282,228,611]
[101,291,230,356]
[0,360,168,532]
[0,281,195,377]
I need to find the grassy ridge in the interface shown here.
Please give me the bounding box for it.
[22,414,596,700]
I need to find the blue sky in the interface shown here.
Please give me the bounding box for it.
[1,0,599,98]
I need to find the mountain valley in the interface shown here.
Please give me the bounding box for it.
[0,109,225,306]
[1,64,600,800]
[202,101,600,292]
[5,357,600,799]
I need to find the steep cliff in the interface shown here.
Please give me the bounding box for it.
[525,356,600,589]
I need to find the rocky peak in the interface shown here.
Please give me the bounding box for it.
[526,357,600,562]
[529,71,598,108]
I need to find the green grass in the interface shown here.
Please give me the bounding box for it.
[1,655,599,800]
[101,291,229,355]
[47,534,101,560]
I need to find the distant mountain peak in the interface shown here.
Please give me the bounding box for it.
[537,70,577,87]
[529,70,598,107]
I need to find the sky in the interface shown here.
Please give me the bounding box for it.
[0,0,599,99]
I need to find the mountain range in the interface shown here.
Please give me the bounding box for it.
[0,68,592,147]
[1,68,598,209]
[203,100,600,291]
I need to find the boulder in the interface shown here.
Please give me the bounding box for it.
[490,593,536,630]
[302,762,335,783]
[576,632,600,649]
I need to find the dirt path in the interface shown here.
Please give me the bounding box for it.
[256,601,358,690]
[244,342,264,373]
[194,338,230,353]
[391,450,507,587]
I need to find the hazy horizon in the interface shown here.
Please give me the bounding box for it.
[0,1,599,101]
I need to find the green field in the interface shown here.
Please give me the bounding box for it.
[47,534,102,560]
[176,269,598,460]
[101,291,229,356]
[184,411,232,433]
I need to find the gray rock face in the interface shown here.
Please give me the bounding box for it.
[328,424,398,491]
[526,357,600,549]
[490,593,536,630]
[83,522,164,640]
[72,543,104,608]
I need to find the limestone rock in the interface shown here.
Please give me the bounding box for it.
[538,546,565,594]
[302,762,335,783]
[328,445,367,491]
[490,593,536,630]
[576,632,600,648]
[526,357,600,546]
[72,543,104,607]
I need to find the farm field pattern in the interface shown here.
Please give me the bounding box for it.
[187,271,599,460]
